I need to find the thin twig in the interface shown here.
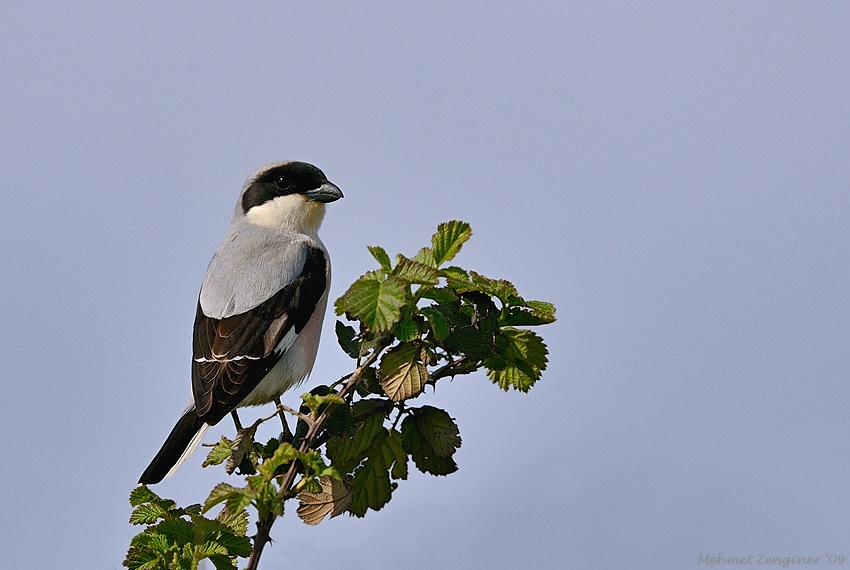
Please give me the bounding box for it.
[429,356,468,382]
[279,405,314,426]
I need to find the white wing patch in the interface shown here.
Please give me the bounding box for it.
[273,327,299,357]
[192,326,299,364]
[194,355,261,363]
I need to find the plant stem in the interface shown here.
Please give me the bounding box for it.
[245,337,391,568]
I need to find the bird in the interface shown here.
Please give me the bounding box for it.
[139,160,343,485]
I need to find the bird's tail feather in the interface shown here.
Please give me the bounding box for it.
[139,408,209,485]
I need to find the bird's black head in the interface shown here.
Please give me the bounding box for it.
[241,161,343,214]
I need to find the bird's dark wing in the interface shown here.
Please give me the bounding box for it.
[191,246,327,424]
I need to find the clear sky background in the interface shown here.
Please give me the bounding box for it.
[2,2,848,569]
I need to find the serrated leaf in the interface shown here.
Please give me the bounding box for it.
[394,315,420,342]
[392,255,440,285]
[129,503,169,525]
[129,485,159,507]
[386,430,408,480]
[348,429,407,517]
[410,406,461,457]
[301,391,345,415]
[378,342,429,402]
[326,410,388,472]
[335,320,360,358]
[190,543,230,567]
[226,424,258,475]
[467,271,519,304]
[487,365,533,391]
[485,328,549,392]
[367,245,392,271]
[440,266,470,288]
[401,406,461,476]
[202,436,233,468]
[213,532,252,557]
[297,448,337,480]
[208,555,238,570]
[203,483,252,515]
[526,300,556,319]
[350,397,393,420]
[431,221,472,267]
[257,442,299,479]
[156,518,195,544]
[297,476,353,525]
[500,305,557,326]
[420,307,450,340]
[417,286,458,303]
[215,506,249,536]
[324,400,356,436]
[354,365,383,397]
[436,293,501,361]
[412,246,436,267]
[335,272,409,332]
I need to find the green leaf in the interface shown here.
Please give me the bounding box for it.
[215,506,249,536]
[417,286,458,303]
[436,292,501,361]
[401,406,461,476]
[467,271,518,304]
[213,532,252,557]
[208,555,238,570]
[378,342,429,402]
[335,272,409,332]
[420,307,450,340]
[326,409,388,472]
[129,503,169,525]
[156,519,195,544]
[526,300,557,321]
[394,315,420,342]
[201,436,232,468]
[324,400,356,436]
[256,442,299,479]
[440,266,471,288]
[431,221,472,267]
[410,406,462,457]
[129,485,159,507]
[300,391,345,415]
[296,448,337,481]
[392,255,440,285]
[348,429,408,516]
[412,246,436,267]
[367,245,392,272]
[485,328,549,392]
[500,304,557,326]
[335,320,360,358]
[353,365,383,397]
[203,483,253,515]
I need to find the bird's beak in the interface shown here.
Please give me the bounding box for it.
[305,181,344,203]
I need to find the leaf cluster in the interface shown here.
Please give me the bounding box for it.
[313,221,555,518]
[336,220,556,396]
[125,486,250,570]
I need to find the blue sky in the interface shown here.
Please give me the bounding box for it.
[2,3,848,568]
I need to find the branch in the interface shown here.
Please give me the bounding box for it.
[245,337,391,570]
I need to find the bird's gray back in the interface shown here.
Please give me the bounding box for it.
[199,221,325,319]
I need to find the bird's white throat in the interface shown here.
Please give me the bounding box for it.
[245,194,326,235]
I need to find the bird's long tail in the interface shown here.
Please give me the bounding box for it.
[139,408,209,485]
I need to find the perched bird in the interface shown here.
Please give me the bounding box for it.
[139,161,343,485]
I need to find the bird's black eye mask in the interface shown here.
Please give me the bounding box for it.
[241,162,328,213]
